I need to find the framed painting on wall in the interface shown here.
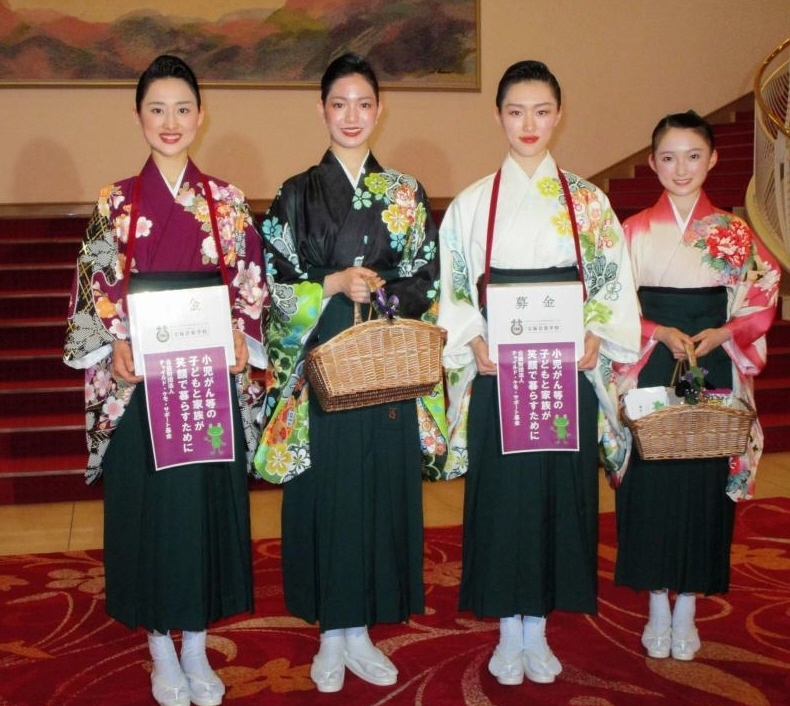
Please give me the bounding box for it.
[0,0,480,90]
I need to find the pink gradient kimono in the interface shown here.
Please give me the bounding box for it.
[617,190,780,500]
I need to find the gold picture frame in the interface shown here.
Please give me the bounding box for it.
[0,0,480,91]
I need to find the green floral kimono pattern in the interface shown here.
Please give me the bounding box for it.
[254,155,447,483]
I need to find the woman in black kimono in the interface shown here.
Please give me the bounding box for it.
[254,53,443,693]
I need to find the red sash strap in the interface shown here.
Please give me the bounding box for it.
[478,168,502,308]
[480,166,587,307]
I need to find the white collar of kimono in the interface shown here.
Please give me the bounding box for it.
[668,193,700,232]
[334,150,370,187]
[502,150,556,183]
[157,163,188,197]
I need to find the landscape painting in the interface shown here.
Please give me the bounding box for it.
[0,0,479,89]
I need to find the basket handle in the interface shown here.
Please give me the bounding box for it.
[351,297,377,326]
[685,343,697,367]
[669,344,697,386]
[352,277,378,326]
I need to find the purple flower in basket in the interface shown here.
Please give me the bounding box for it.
[675,364,710,405]
[373,288,400,320]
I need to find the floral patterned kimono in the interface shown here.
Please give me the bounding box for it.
[438,153,640,618]
[255,150,444,630]
[614,190,780,595]
[63,157,267,631]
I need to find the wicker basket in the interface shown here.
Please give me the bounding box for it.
[305,303,446,412]
[624,397,755,460]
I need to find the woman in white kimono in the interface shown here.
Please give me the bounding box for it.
[614,111,780,662]
[438,60,640,686]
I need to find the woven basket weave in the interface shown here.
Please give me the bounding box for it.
[305,304,446,412]
[624,398,755,460]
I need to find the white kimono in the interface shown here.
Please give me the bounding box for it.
[438,153,641,480]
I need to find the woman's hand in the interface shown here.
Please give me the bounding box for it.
[111,340,144,383]
[470,335,497,375]
[324,267,385,302]
[577,331,601,371]
[654,325,695,359]
[229,329,249,375]
[691,327,731,358]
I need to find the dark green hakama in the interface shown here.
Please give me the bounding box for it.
[614,286,736,594]
[459,266,600,618]
[281,295,425,631]
[102,275,253,633]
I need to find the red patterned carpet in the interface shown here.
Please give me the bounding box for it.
[2,498,790,705]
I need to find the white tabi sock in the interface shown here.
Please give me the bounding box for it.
[522,615,550,657]
[317,628,345,660]
[497,615,523,660]
[672,593,697,635]
[180,630,214,678]
[648,589,671,631]
[148,631,183,684]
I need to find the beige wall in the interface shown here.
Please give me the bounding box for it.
[0,1,787,205]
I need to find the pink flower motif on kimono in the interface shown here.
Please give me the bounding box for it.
[394,183,416,209]
[84,379,98,405]
[705,221,750,270]
[113,212,152,245]
[216,218,239,266]
[210,180,245,209]
[103,395,126,422]
[108,316,128,339]
[201,233,219,265]
[176,185,198,210]
[113,213,131,244]
[89,366,114,401]
[586,199,603,227]
[687,214,752,283]
[136,216,153,239]
[233,260,264,319]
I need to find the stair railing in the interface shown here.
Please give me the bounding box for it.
[748,35,790,272]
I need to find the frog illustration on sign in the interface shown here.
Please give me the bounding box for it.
[552,414,570,444]
[207,423,226,453]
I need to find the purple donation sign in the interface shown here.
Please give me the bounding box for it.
[143,345,235,470]
[496,341,579,454]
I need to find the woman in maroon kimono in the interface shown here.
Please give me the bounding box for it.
[63,56,267,706]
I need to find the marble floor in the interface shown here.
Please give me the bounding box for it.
[1,453,789,556]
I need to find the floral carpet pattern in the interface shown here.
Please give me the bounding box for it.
[2,499,790,705]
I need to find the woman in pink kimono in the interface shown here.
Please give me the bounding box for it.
[63,56,267,706]
[615,111,780,662]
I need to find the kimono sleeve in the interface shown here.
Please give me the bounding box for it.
[722,221,781,375]
[436,191,488,371]
[63,201,126,370]
[384,181,441,321]
[213,181,268,370]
